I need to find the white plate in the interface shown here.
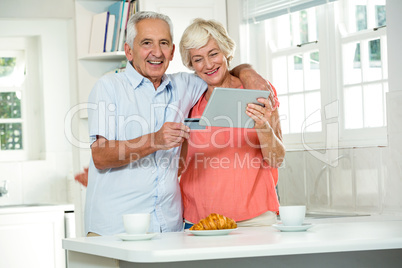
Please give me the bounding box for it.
[116,233,157,241]
[186,228,237,236]
[272,223,313,232]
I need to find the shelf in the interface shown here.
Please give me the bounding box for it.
[78,51,126,60]
[76,0,120,2]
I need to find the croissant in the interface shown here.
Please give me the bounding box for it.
[189,213,237,230]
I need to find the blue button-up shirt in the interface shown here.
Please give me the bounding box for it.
[85,62,206,235]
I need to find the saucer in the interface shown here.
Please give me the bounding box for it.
[272,223,313,232]
[186,228,237,236]
[116,232,157,241]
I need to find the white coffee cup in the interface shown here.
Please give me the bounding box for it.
[279,205,306,226]
[123,213,151,234]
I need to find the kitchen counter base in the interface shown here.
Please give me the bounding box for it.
[68,249,402,268]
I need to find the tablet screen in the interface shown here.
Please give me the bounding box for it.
[199,87,270,128]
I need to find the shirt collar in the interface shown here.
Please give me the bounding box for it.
[124,61,172,93]
[158,73,172,93]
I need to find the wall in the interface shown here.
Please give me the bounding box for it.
[0,19,76,207]
[228,0,402,215]
[0,0,74,19]
[381,0,402,214]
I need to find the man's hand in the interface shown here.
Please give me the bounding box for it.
[153,122,190,150]
[231,64,277,109]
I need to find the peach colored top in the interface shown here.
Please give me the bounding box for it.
[180,86,280,223]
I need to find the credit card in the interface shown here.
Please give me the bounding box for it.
[184,118,206,130]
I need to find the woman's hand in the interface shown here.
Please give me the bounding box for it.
[246,97,273,130]
[246,97,286,168]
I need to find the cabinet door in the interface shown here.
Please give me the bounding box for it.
[0,211,66,268]
[139,0,227,74]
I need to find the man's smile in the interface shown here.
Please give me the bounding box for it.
[148,60,163,65]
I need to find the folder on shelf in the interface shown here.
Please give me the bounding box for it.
[108,1,124,52]
[117,1,130,51]
[105,15,115,52]
[89,12,109,54]
[128,0,138,19]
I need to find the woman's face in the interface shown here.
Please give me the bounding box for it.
[189,38,229,87]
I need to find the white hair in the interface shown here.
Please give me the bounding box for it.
[179,18,236,70]
[126,11,174,48]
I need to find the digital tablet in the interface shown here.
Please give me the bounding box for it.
[199,87,270,128]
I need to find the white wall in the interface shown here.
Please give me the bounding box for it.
[0,19,76,206]
[226,0,245,68]
[0,0,74,19]
[381,0,402,214]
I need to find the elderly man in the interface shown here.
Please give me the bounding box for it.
[85,11,271,236]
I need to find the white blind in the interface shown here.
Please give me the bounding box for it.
[244,0,338,22]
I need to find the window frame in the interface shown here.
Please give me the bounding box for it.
[338,14,388,147]
[0,42,28,161]
[265,4,336,150]
[270,42,327,149]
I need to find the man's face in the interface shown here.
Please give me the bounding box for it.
[125,19,175,86]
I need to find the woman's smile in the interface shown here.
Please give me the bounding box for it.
[206,67,220,76]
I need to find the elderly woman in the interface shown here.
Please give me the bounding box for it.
[178,19,286,229]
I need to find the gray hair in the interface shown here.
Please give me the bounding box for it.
[126,11,174,49]
[180,18,236,70]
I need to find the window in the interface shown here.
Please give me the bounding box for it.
[340,0,388,144]
[270,7,322,136]
[263,4,332,147]
[0,50,26,158]
[243,0,387,149]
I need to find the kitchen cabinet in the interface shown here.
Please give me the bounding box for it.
[0,204,73,268]
[73,0,227,118]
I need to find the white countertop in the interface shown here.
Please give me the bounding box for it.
[62,216,402,263]
[0,203,74,214]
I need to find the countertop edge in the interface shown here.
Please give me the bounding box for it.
[0,203,75,214]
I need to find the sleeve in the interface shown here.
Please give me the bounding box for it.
[268,80,280,110]
[189,74,207,107]
[87,76,117,142]
[173,72,207,107]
